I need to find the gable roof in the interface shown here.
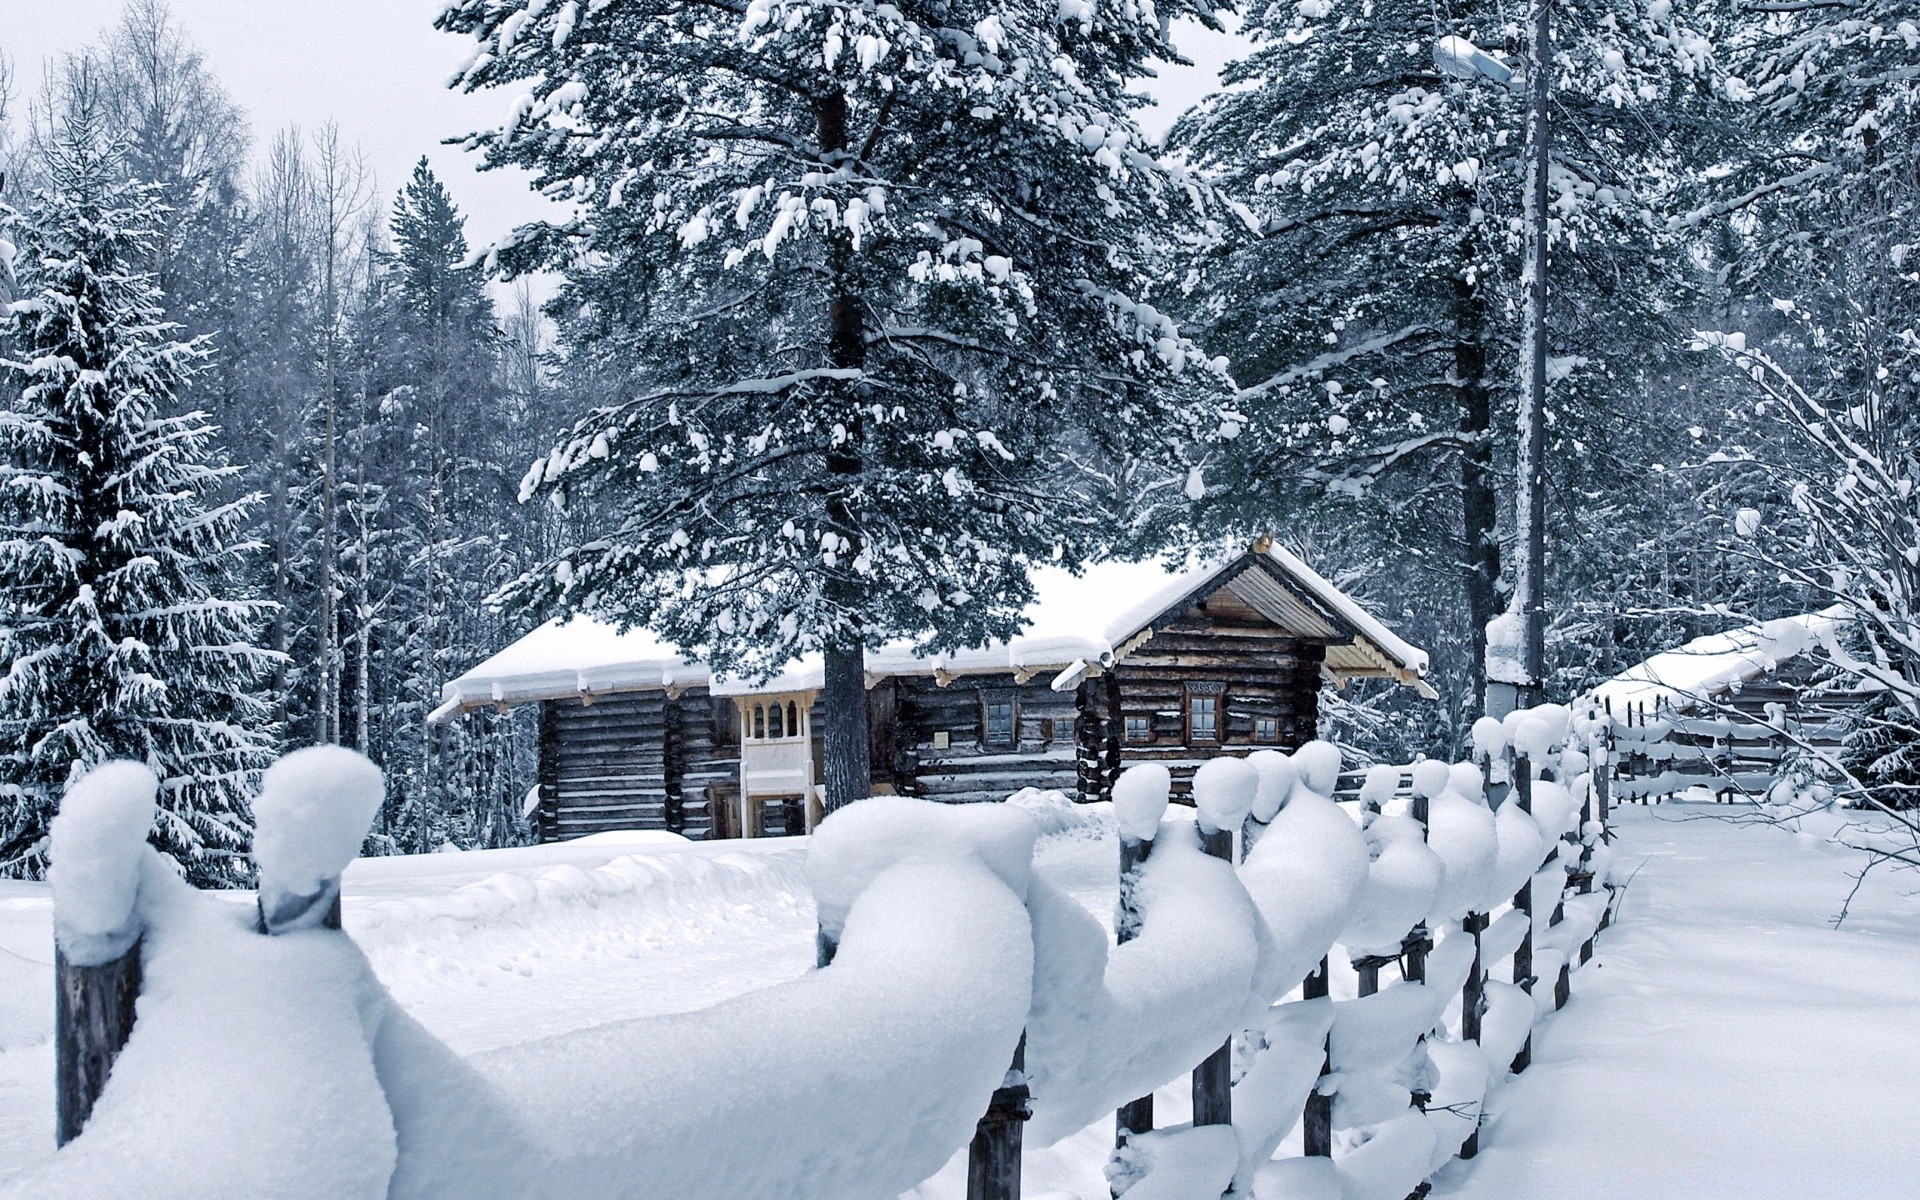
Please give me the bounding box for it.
[429,542,1432,721]
[1588,608,1844,714]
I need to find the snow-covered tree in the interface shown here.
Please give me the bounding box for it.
[1689,322,1920,894]
[438,0,1234,807]
[1172,0,1721,715]
[0,96,275,883]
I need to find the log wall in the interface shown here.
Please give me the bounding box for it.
[536,688,738,841]
[895,673,1081,805]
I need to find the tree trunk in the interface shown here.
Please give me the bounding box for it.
[1454,263,1499,721]
[818,86,871,816]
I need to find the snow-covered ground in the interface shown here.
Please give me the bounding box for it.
[3,801,1915,1195]
[1433,802,1920,1200]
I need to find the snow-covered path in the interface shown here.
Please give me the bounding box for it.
[1435,801,1920,1200]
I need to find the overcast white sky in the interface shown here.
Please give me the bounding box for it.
[1,1,1242,267]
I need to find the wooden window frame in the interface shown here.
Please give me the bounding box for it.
[1124,715,1154,744]
[1185,682,1225,745]
[980,691,1018,748]
[1254,716,1280,744]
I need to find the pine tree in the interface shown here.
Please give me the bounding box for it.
[438,0,1234,808]
[1172,0,1716,719]
[0,97,275,883]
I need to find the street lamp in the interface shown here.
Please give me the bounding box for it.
[1435,10,1552,717]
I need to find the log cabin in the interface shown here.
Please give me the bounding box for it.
[429,541,1434,841]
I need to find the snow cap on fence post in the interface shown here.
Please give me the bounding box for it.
[1512,717,1557,768]
[1470,716,1509,761]
[1192,757,1257,836]
[1291,740,1343,799]
[50,762,158,966]
[1358,764,1398,813]
[1113,763,1172,842]
[1247,750,1296,824]
[1409,760,1451,801]
[253,747,384,934]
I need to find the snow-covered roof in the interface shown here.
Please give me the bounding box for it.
[1587,608,1844,714]
[431,542,1432,720]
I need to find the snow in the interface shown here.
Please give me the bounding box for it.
[1433,803,1920,1199]
[435,546,1429,716]
[1112,763,1172,842]
[252,748,386,913]
[1110,1123,1238,1199]
[47,762,156,966]
[1588,608,1844,714]
[1424,790,1499,924]
[11,765,1910,1199]
[1247,749,1297,824]
[1339,815,1443,955]
[396,852,1035,1200]
[1237,783,1369,996]
[1231,997,1335,1184]
[1024,824,1268,1145]
[805,797,1037,942]
[1341,1110,1440,1200]
[1290,740,1344,798]
[1191,756,1258,834]
[6,865,400,1200]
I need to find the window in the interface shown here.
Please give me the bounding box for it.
[752,704,766,740]
[1125,715,1153,744]
[768,700,784,739]
[1185,683,1224,744]
[1254,717,1280,744]
[983,696,1016,746]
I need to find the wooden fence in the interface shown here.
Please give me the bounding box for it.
[48,729,1627,1200]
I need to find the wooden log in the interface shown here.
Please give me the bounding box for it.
[1301,957,1334,1157]
[54,943,140,1146]
[537,701,561,843]
[969,1036,1030,1200]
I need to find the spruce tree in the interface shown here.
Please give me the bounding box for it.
[437,0,1233,808]
[0,99,275,883]
[1172,0,1716,716]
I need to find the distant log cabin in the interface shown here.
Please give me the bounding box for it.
[430,542,1434,841]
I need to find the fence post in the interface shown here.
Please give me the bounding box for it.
[1188,758,1254,1131]
[50,762,159,1147]
[1114,827,1155,1153]
[1458,909,1488,1159]
[54,944,141,1147]
[969,1035,1030,1200]
[1301,957,1333,1158]
[1510,753,1535,1073]
[1111,764,1170,1172]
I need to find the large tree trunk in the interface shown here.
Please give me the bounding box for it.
[818,86,871,816]
[1454,258,1499,720]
